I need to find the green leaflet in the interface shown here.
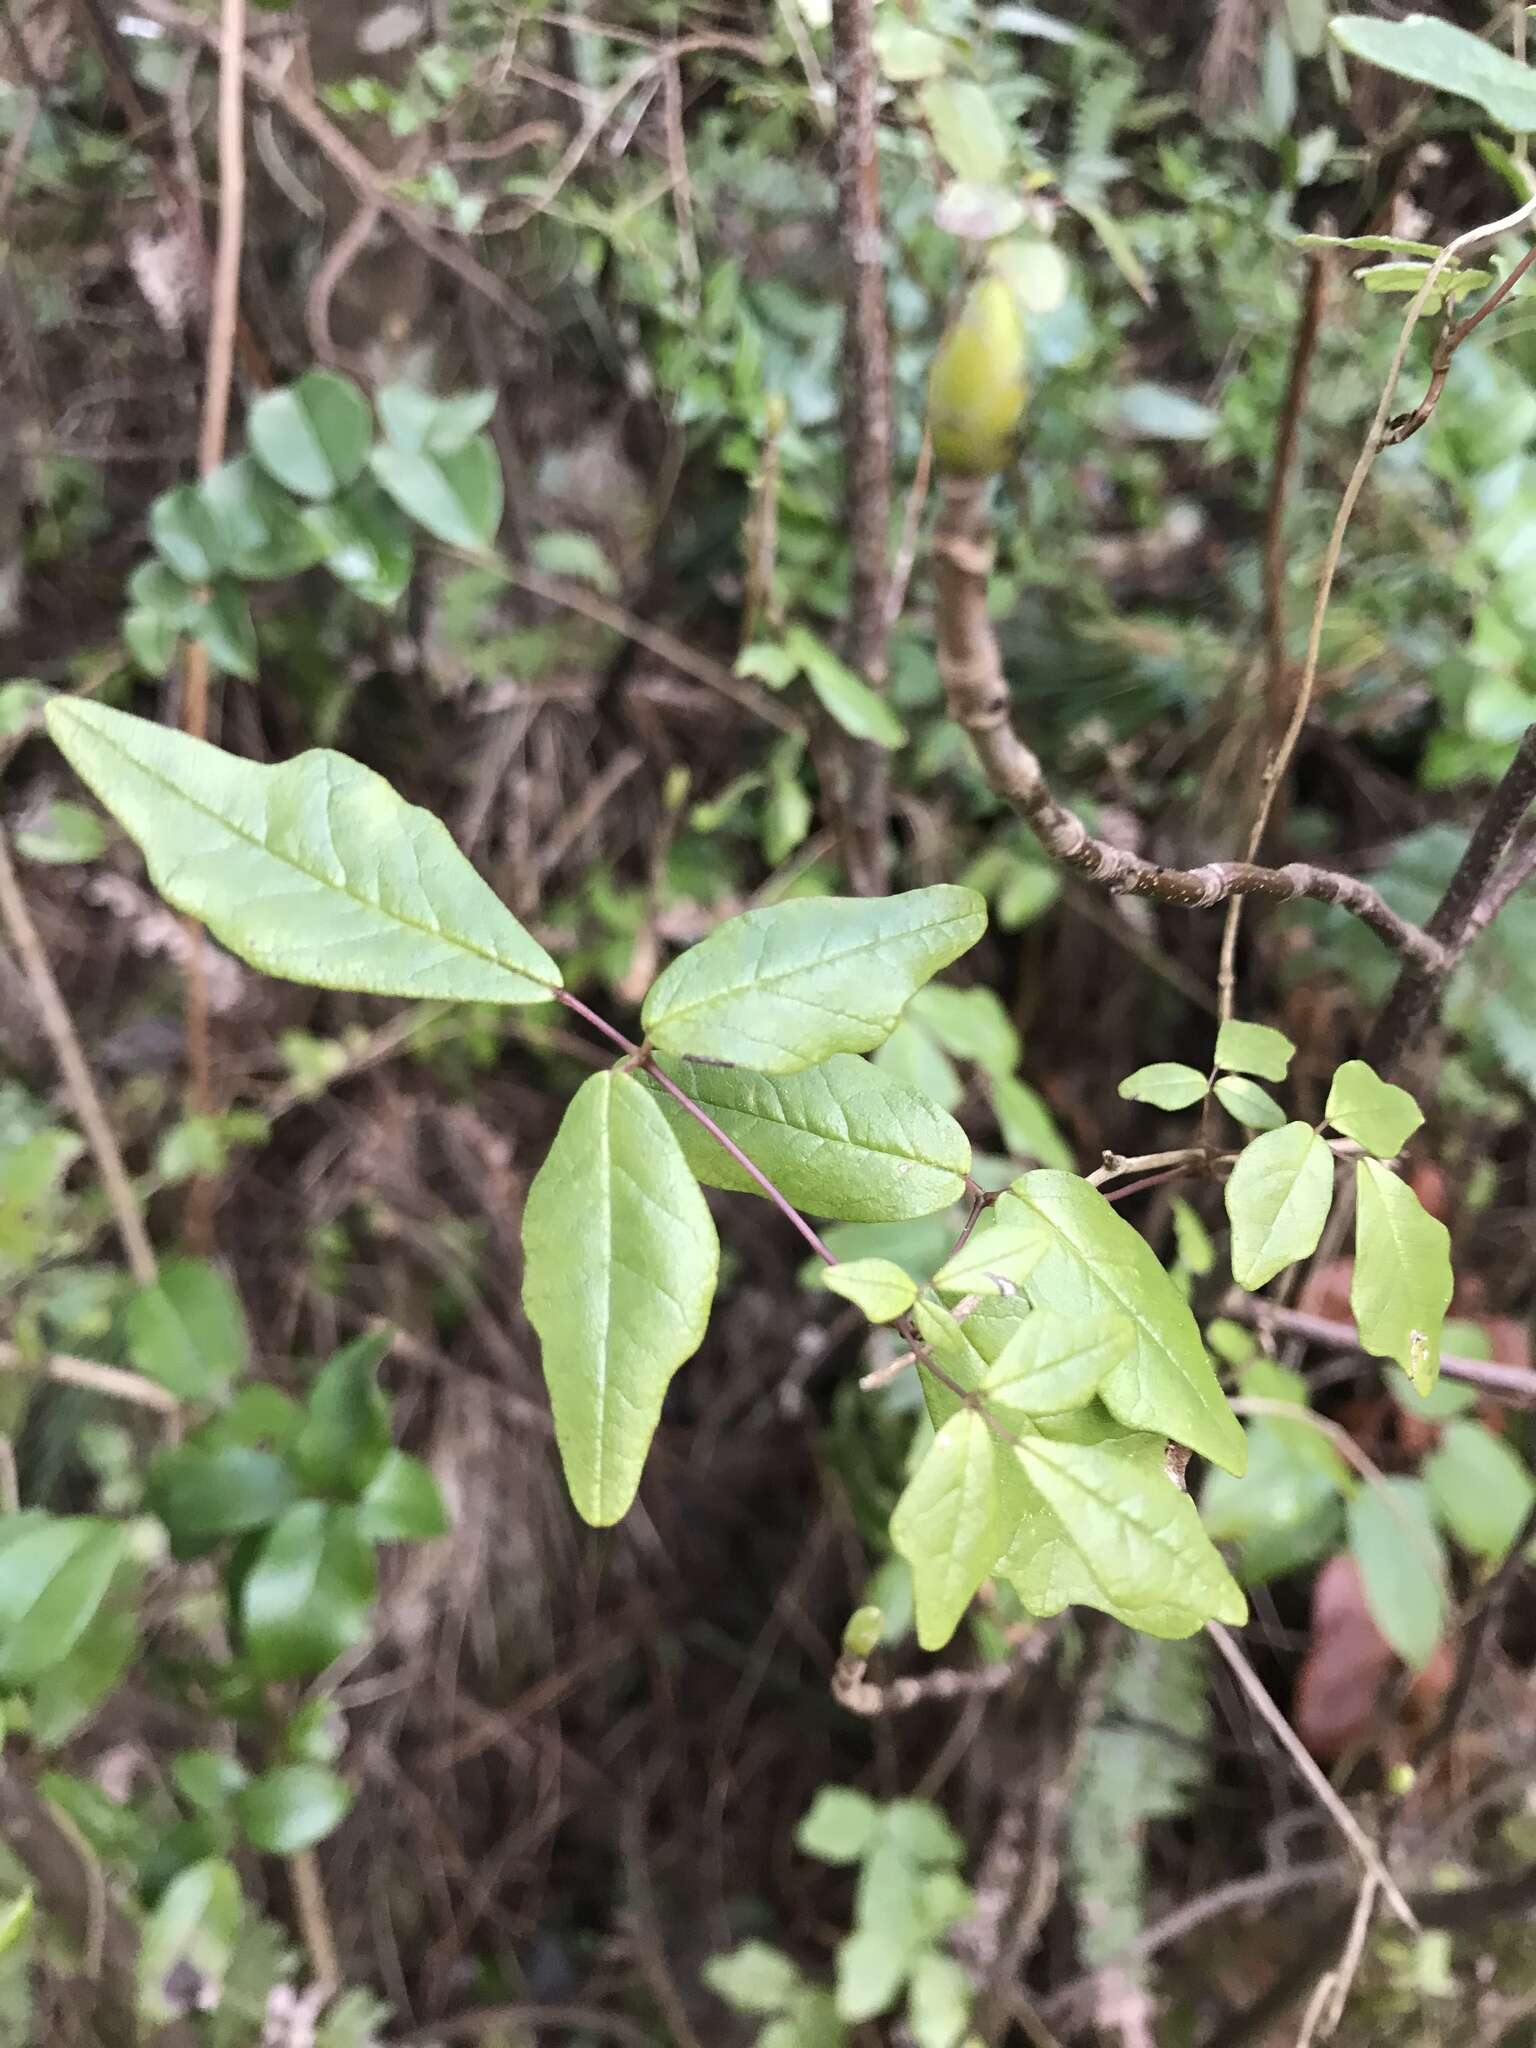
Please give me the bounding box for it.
[1324,1060,1424,1159]
[235,1763,353,1855]
[641,887,987,1072]
[1331,13,1536,132]
[1213,1019,1294,1082]
[891,1409,1008,1649]
[980,1309,1134,1421]
[0,1517,127,1684]
[1003,1426,1247,1637]
[125,1256,249,1400]
[821,1258,918,1323]
[137,1859,241,2026]
[369,436,503,551]
[1118,1062,1208,1110]
[1346,1479,1447,1671]
[931,1226,1047,1297]
[1224,1123,1334,1291]
[522,1071,719,1526]
[648,1054,971,1220]
[1423,1421,1536,1561]
[1212,1076,1285,1131]
[995,1172,1246,1473]
[248,370,372,500]
[1352,1159,1452,1394]
[46,701,561,1004]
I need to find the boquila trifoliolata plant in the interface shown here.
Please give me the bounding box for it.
[49,675,1261,1652]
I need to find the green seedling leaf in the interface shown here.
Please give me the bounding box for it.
[648,1054,971,1221]
[370,434,503,551]
[703,1943,803,2016]
[302,482,414,608]
[355,1451,449,1541]
[377,382,496,455]
[0,1517,127,1683]
[235,1763,352,1855]
[248,370,372,499]
[784,625,906,748]
[920,77,1011,183]
[522,1071,719,1526]
[173,1751,250,1810]
[1346,1478,1446,1670]
[1352,1159,1452,1393]
[1225,1123,1334,1290]
[138,1860,240,2026]
[1324,1060,1424,1158]
[642,887,986,1073]
[1331,13,1536,132]
[1005,1426,1247,1636]
[931,1227,1047,1297]
[980,1309,1134,1421]
[47,700,562,1004]
[892,1409,1008,1649]
[29,1598,139,1747]
[1214,1018,1294,1082]
[294,1330,392,1496]
[821,1257,918,1323]
[148,1445,298,1559]
[126,1257,249,1400]
[796,1785,880,1863]
[1212,1075,1286,1131]
[996,1172,1246,1473]
[836,1920,911,2024]
[1118,1062,1209,1110]
[240,1502,376,1680]
[1424,1420,1536,1561]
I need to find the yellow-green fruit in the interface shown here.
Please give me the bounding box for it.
[927,274,1029,476]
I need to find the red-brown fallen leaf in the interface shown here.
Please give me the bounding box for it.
[1295,1554,1454,1764]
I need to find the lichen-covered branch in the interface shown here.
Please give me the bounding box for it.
[933,478,1447,977]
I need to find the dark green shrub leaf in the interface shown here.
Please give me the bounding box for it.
[46,701,562,1004]
[1225,1123,1334,1290]
[1346,1479,1446,1670]
[148,1445,298,1558]
[995,1172,1246,1473]
[248,371,372,499]
[1118,1062,1208,1110]
[294,1330,392,1496]
[150,484,229,583]
[173,1751,250,1810]
[785,625,906,748]
[649,1053,970,1221]
[642,887,986,1072]
[355,1450,449,1541]
[377,383,496,455]
[137,1859,240,2025]
[126,1257,249,1399]
[29,1598,138,1746]
[1352,1159,1452,1393]
[1424,1420,1536,1561]
[200,456,326,579]
[240,1502,376,1680]
[235,1763,352,1855]
[370,435,502,550]
[522,1071,719,1526]
[1324,1060,1424,1158]
[0,1516,127,1683]
[190,577,258,680]
[301,483,414,608]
